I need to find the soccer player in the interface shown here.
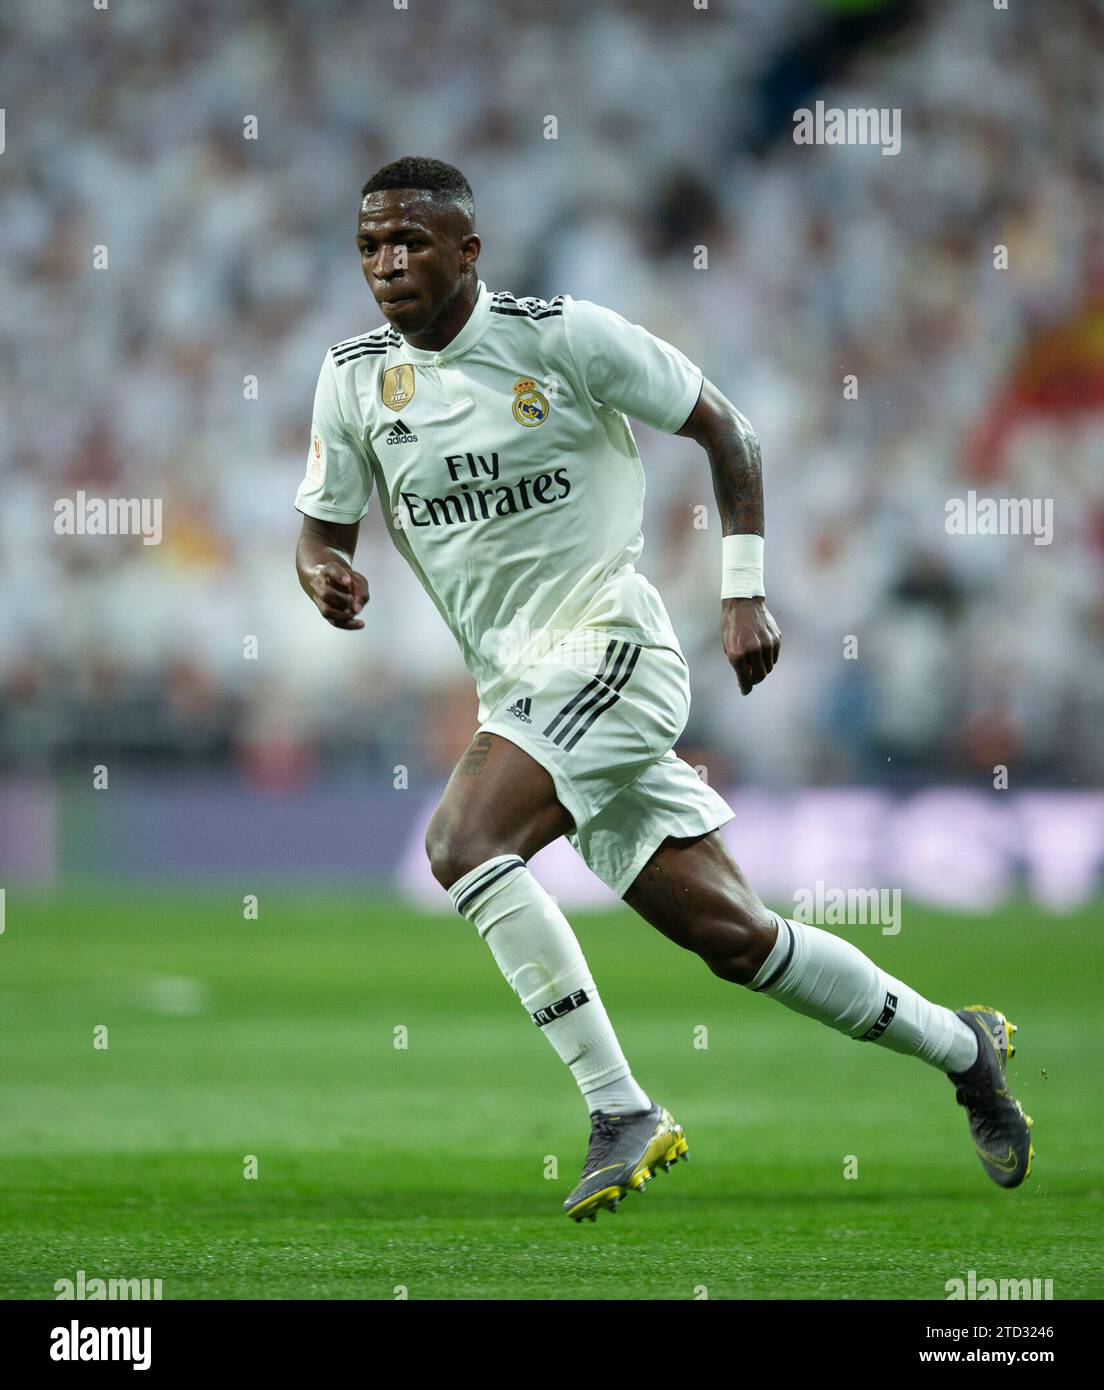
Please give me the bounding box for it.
[294,157,1034,1221]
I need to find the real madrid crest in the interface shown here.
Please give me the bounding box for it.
[512,378,549,427]
[382,364,415,412]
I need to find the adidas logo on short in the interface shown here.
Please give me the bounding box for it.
[506,696,533,724]
[385,419,418,445]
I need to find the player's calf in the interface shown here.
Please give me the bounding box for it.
[626,831,980,1073]
[693,891,776,985]
[626,834,1034,1189]
[623,831,776,983]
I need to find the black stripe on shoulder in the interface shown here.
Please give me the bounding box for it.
[490,305,565,320]
[329,321,397,350]
[490,292,564,321]
[331,324,393,353]
[331,329,401,368]
[331,346,388,367]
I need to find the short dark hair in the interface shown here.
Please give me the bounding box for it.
[360,157,475,225]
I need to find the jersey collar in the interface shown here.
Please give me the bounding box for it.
[399,278,491,364]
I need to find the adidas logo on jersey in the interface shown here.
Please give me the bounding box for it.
[506,697,533,724]
[385,419,418,445]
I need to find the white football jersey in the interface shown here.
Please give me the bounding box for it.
[295,278,704,719]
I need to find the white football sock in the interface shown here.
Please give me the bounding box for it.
[750,915,978,1073]
[447,854,652,1115]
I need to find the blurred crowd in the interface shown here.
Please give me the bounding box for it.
[1,0,1102,788]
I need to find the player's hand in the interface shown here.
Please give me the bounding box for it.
[721,596,781,695]
[307,561,369,630]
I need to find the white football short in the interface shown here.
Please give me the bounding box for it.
[479,627,735,897]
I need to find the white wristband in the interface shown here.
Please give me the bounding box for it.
[721,534,765,599]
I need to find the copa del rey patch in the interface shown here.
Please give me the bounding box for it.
[308,430,324,481]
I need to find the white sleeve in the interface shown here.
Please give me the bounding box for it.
[562,296,704,434]
[294,352,374,523]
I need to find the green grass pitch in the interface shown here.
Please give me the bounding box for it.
[1,888,1101,1300]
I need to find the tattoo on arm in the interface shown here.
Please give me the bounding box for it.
[707,409,764,537]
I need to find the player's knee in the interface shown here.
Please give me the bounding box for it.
[425,822,465,889]
[425,819,503,891]
[701,905,776,986]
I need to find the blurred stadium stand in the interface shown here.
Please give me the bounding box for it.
[1,0,1101,847]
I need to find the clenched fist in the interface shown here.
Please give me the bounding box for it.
[307,561,369,631]
[721,596,781,695]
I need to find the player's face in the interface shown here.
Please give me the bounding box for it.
[355,189,475,334]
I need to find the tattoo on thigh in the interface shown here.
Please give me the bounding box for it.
[459,731,494,776]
